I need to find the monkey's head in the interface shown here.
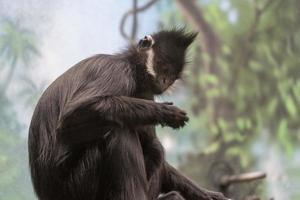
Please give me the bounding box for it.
[137,29,197,94]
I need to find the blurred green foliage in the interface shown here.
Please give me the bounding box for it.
[0,0,300,199]
[0,19,38,200]
[158,0,300,199]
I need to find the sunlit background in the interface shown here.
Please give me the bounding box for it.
[1,0,300,199]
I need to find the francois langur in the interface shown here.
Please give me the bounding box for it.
[29,28,229,200]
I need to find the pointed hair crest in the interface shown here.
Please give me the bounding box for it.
[153,28,198,49]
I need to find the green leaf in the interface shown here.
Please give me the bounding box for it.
[292,81,300,101]
[224,132,245,142]
[267,98,278,114]
[284,95,297,117]
[277,119,294,156]
[226,146,240,156]
[236,117,245,130]
[199,74,219,86]
[217,118,228,130]
[204,142,220,154]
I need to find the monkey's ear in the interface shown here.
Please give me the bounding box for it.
[182,31,198,48]
[137,35,155,51]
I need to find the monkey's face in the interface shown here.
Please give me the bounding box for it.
[138,29,197,94]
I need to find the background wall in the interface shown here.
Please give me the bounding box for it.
[0,0,299,199]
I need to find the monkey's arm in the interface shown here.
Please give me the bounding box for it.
[56,96,187,145]
[161,163,228,200]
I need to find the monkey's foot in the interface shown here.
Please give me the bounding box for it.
[202,190,231,200]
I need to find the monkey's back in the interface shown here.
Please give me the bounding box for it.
[28,54,136,200]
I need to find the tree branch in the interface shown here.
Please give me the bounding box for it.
[247,0,276,41]
[175,0,220,74]
[175,0,232,128]
[131,0,138,41]
[120,0,158,43]
[220,171,266,187]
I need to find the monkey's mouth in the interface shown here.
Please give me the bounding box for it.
[160,79,175,92]
[152,84,164,95]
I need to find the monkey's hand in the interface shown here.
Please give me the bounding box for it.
[160,102,189,129]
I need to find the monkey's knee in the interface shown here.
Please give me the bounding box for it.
[158,191,185,200]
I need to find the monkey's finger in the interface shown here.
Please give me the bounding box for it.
[179,110,187,115]
[183,116,189,122]
[178,113,189,121]
[173,107,187,115]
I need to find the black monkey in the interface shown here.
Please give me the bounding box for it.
[28,29,228,200]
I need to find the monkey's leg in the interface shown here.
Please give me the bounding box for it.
[161,163,229,200]
[58,128,148,200]
[102,128,148,200]
[157,191,185,200]
[57,96,187,145]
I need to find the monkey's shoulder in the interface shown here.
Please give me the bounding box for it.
[69,54,132,76]
[34,53,138,114]
[56,54,135,91]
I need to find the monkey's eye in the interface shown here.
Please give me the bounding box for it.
[138,39,151,49]
[162,67,169,73]
[159,63,168,72]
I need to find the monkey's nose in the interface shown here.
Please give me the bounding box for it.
[163,78,167,84]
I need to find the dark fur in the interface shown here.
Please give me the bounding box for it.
[28,29,227,200]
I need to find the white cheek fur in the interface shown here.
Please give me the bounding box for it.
[146,49,156,77]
